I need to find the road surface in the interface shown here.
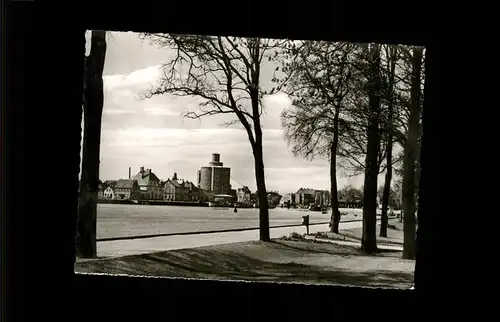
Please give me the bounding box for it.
[95,219,371,258]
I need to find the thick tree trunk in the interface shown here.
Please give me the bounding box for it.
[330,109,341,233]
[402,46,423,260]
[76,31,106,258]
[380,46,397,238]
[362,43,381,254]
[75,43,86,258]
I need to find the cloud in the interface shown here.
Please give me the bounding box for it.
[84,32,374,194]
[104,65,162,92]
[99,127,341,192]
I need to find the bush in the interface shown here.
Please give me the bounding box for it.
[279,231,306,241]
[289,232,304,239]
[312,232,329,239]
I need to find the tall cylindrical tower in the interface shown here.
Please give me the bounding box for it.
[209,153,223,167]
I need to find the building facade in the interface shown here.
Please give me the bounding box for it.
[133,166,163,200]
[314,190,331,207]
[197,153,231,195]
[113,179,141,200]
[237,186,252,205]
[164,173,200,202]
[294,188,316,206]
[103,181,117,199]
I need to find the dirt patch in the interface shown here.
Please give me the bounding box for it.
[75,239,414,289]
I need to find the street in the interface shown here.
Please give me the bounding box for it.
[95,219,370,258]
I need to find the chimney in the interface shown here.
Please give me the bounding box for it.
[140,166,144,174]
[173,172,177,180]
[128,167,131,179]
[212,153,220,162]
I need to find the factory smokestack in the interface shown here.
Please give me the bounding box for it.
[128,167,131,180]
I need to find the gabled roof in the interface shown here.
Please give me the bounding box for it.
[166,178,183,188]
[115,179,137,189]
[165,178,200,191]
[185,181,199,192]
[296,188,315,195]
[133,169,161,186]
[105,180,118,188]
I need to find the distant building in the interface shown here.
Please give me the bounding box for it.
[294,188,315,206]
[197,153,231,195]
[98,181,106,199]
[164,173,200,202]
[314,190,330,207]
[103,180,117,199]
[114,179,141,200]
[237,186,252,205]
[133,166,162,200]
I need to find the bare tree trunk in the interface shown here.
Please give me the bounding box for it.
[249,75,270,242]
[380,141,393,237]
[330,108,341,233]
[75,40,86,257]
[76,31,107,258]
[380,46,397,238]
[253,133,270,242]
[362,43,381,253]
[402,46,423,260]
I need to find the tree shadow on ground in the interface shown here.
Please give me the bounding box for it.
[75,241,413,289]
[335,231,404,246]
[271,240,402,258]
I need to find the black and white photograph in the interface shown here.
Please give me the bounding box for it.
[74,31,425,289]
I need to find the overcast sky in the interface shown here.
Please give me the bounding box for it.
[82,31,378,194]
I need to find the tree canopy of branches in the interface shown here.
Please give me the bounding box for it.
[277,41,355,233]
[339,185,363,203]
[140,34,285,242]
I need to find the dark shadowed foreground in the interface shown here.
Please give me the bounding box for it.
[75,239,414,288]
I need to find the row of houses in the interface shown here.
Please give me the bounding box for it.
[234,186,283,208]
[98,167,202,202]
[280,187,367,209]
[97,166,284,206]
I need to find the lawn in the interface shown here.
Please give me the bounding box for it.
[312,218,406,247]
[76,235,415,289]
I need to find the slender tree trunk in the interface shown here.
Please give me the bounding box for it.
[362,43,381,253]
[330,109,341,233]
[380,46,397,238]
[248,67,270,242]
[380,143,393,237]
[76,31,107,258]
[248,40,270,242]
[402,46,423,260]
[253,133,270,242]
